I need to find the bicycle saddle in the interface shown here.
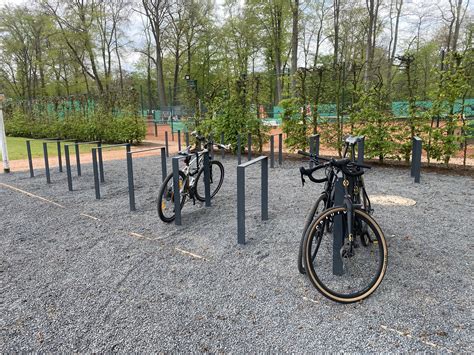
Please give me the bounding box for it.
[178,146,192,156]
[344,135,363,145]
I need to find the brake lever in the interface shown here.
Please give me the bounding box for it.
[300,173,306,187]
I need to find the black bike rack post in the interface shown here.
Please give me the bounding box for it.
[247,133,252,161]
[237,134,242,165]
[127,146,167,211]
[172,156,182,225]
[92,148,100,199]
[411,136,422,183]
[237,156,268,245]
[75,141,81,176]
[278,133,283,165]
[357,136,365,164]
[165,131,169,157]
[270,135,275,168]
[209,133,214,160]
[98,141,105,183]
[92,143,131,199]
[43,142,51,184]
[185,132,190,147]
[64,145,73,191]
[332,178,345,275]
[203,150,211,207]
[26,140,34,177]
[172,150,211,226]
[154,122,158,137]
[178,129,181,151]
[309,134,320,168]
[56,141,63,172]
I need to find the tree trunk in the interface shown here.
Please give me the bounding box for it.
[290,0,299,95]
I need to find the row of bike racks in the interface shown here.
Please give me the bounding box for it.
[22,134,422,245]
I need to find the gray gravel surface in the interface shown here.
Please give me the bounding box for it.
[1,154,473,352]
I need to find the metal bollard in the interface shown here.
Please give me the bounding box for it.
[57,141,62,172]
[261,157,268,221]
[65,145,73,191]
[185,132,189,147]
[43,143,51,184]
[165,131,169,157]
[160,147,167,182]
[237,166,245,244]
[203,150,211,207]
[270,135,275,168]
[92,148,100,199]
[75,141,81,176]
[209,133,214,160]
[332,178,345,275]
[98,141,105,183]
[309,134,320,168]
[127,151,136,211]
[172,157,181,225]
[357,136,365,164]
[178,130,181,151]
[154,122,158,137]
[236,156,269,245]
[26,140,34,177]
[412,136,422,183]
[278,133,283,165]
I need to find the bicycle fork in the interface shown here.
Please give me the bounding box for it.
[342,179,356,258]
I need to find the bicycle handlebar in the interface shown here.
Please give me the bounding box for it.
[299,155,371,186]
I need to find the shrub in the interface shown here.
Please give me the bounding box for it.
[4,106,146,144]
[280,98,309,152]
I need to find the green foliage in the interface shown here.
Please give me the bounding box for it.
[280,98,308,151]
[195,93,269,152]
[351,88,398,162]
[423,52,470,165]
[4,106,146,144]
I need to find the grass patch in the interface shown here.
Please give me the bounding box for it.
[1,137,118,161]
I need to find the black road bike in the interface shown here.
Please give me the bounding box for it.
[299,157,388,303]
[157,132,229,223]
[297,136,372,274]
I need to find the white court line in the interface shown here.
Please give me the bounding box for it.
[175,247,209,261]
[0,182,65,208]
[302,296,319,304]
[380,325,453,353]
[80,213,101,221]
[0,182,101,221]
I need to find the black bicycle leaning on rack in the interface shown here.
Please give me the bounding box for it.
[298,147,388,303]
[157,132,229,223]
[297,136,372,274]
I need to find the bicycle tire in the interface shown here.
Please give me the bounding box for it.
[194,160,225,202]
[298,193,328,274]
[157,171,187,223]
[303,207,388,303]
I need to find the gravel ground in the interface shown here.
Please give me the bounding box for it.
[1,153,473,352]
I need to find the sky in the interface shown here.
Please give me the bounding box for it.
[1,0,473,71]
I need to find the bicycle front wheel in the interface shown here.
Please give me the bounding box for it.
[304,207,388,303]
[298,193,328,275]
[194,160,224,201]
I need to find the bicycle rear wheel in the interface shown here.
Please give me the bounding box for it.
[157,171,187,223]
[304,207,387,303]
[194,160,224,201]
